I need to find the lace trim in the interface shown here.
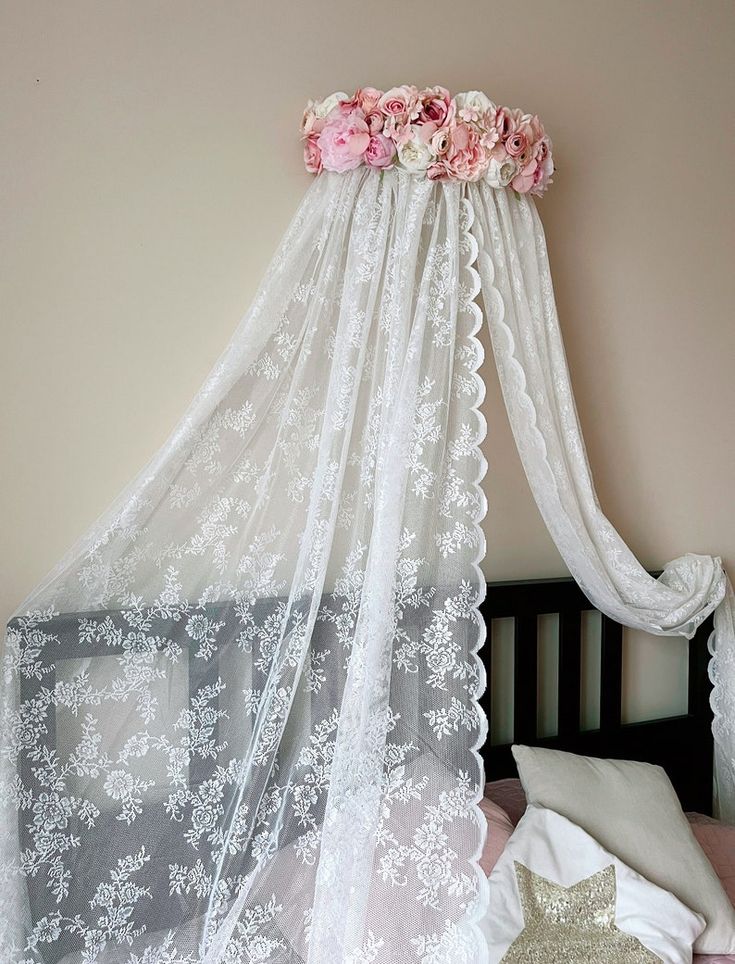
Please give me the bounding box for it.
[458,189,490,958]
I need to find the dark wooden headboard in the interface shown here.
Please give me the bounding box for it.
[478,576,715,814]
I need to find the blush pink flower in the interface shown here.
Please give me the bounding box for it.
[303,133,322,174]
[317,110,371,172]
[379,85,420,140]
[417,86,452,126]
[301,102,325,138]
[494,106,515,143]
[364,108,385,135]
[356,87,383,112]
[511,158,539,194]
[364,133,396,169]
[525,138,554,195]
[432,121,491,181]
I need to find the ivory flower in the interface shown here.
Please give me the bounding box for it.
[486,156,517,188]
[397,127,434,172]
[455,90,495,122]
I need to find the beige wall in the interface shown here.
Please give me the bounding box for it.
[2,0,734,719]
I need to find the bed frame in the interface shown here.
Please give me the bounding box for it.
[478,576,715,814]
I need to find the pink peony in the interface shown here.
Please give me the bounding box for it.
[317,110,371,172]
[303,133,322,174]
[417,86,452,126]
[432,121,491,181]
[364,133,396,169]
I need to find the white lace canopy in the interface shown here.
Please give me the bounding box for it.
[1,98,733,964]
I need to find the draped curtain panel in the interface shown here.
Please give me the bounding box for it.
[469,184,735,823]
[0,170,490,964]
[2,142,734,964]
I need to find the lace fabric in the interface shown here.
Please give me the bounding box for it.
[470,181,735,822]
[2,162,733,964]
[0,169,489,963]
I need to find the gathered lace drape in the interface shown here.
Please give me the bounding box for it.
[469,183,735,822]
[2,162,733,964]
[0,170,490,964]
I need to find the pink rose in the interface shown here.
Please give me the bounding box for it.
[317,110,371,172]
[364,133,396,169]
[303,133,322,174]
[355,87,383,112]
[417,86,452,126]
[505,126,530,159]
[433,121,491,181]
[364,108,385,135]
[379,85,420,140]
[502,109,534,162]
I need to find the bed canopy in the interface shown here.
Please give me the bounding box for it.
[1,85,732,964]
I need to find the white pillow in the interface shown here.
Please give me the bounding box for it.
[482,804,705,963]
[512,744,735,954]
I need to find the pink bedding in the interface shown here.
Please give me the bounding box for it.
[484,779,735,963]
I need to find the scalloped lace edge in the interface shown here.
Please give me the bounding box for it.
[458,189,491,960]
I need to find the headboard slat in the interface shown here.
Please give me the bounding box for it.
[513,614,538,744]
[600,616,623,732]
[557,610,582,738]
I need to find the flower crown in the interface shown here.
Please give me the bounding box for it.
[301,86,553,195]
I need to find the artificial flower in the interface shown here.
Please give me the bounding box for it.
[364,133,396,169]
[318,110,371,172]
[301,87,553,193]
[397,126,434,172]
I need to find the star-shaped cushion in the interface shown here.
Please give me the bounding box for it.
[502,861,660,962]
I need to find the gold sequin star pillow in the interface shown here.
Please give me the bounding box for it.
[480,805,705,964]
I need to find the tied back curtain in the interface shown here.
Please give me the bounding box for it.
[0,170,490,964]
[468,185,735,822]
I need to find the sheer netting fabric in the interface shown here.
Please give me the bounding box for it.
[3,162,735,964]
[0,169,490,964]
[468,183,735,823]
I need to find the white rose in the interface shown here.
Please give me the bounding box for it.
[455,90,495,116]
[315,91,349,119]
[486,156,517,188]
[397,127,434,173]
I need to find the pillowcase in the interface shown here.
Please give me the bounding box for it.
[512,744,735,954]
[482,804,705,963]
[478,796,515,875]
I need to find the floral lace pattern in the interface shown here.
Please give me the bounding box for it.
[0,169,489,963]
[469,180,735,824]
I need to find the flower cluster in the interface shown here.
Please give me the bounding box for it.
[301,86,553,194]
